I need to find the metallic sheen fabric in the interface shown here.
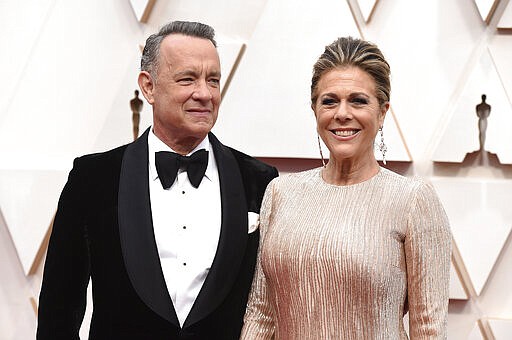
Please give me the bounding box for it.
[241,167,451,339]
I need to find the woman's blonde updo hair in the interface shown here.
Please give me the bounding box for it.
[311,36,391,108]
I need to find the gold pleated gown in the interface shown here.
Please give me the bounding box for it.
[241,167,451,339]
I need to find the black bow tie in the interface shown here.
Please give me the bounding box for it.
[155,149,209,189]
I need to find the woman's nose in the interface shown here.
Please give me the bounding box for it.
[334,102,352,121]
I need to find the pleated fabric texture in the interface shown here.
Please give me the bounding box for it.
[241,167,451,340]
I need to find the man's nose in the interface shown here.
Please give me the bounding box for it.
[192,80,213,101]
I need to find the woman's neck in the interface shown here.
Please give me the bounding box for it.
[322,155,380,186]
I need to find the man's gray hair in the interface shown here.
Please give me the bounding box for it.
[140,21,216,79]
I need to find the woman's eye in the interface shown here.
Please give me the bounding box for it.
[321,98,336,106]
[352,97,369,105]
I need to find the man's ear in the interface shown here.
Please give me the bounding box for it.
[138,71,155,105]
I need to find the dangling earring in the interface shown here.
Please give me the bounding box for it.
[378,127,387,165]
[317,134,326,168]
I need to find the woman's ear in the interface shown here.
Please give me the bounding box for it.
[379,102,390,127]
[138,71,155,105]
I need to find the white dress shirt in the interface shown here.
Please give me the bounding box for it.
[148,130,221,326]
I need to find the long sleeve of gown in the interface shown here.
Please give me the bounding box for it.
[241,181,276,339]
[405,181,451,339]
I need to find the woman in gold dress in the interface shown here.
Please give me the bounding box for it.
[241,37,451,339]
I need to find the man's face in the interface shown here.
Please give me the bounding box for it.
[141,34,221,151]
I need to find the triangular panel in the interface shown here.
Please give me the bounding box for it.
[488,319,512,338]
[473,0,499,23]
[467,322,486,339]
[0,170,68,274]
[379,109,412,162]
[489,36,512,106]
[450,263,469,300]
[128,0,156,23]
[0,213,37,338]
[214,0,360,158]
[497,1,512,31]
[356,0,379,22]
[432,49,512,164]
[431,178,512,295]
[216,37,245,98]
[0,0,54,127]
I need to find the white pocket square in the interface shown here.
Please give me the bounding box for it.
[248,212,260,234]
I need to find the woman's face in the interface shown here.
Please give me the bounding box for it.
[313,66,388,164]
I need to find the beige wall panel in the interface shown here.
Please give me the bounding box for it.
[474,0,500,23]
[213,0,360,158]
[0,1,144,165]
[0,0,54,119]
[128,0,155,23]
[432,178,512,295]
[1,0,512,338]
[467,322,486,339]
[91,52,150,152]
[0,0,146,274]
[0,170,67,273]
[432,49,512,164]
[216,39,245,96]
[143,0,269,41]
[489,35,512,102]
[450,263,469,300]
[0,213,37,339]
[497,2,512,30]
[488,319,512,338]
[364,0,483,161]
[356,0,379,22]
[479,228,512,319]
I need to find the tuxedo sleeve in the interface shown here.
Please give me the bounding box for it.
[37,158,91,340]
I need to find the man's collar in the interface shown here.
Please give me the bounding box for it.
[148,128,216,182]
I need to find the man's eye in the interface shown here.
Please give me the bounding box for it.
[208,78,220,86]
[178,78,194,84]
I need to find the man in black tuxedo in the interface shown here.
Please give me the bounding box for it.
[37,21,278,339]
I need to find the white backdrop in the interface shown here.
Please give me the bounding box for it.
[1,0,511,338]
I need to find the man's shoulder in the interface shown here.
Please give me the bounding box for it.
[72,143,129,174]
[227,147,276,175]
[209,132,278,178]
[224,146,278,212]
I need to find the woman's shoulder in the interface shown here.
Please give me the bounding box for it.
[378,167,435,194]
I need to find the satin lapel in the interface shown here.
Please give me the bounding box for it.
[184,133,248,327]
[118,128,179,326]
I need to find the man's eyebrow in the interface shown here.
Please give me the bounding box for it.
[209,70,221,78]
[174,70,198,78]
[174,69,221,78]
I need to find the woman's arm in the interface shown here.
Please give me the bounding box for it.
[240,181,277,340]
[405,181,452,339]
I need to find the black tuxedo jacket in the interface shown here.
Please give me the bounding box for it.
[37,129,278,339]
